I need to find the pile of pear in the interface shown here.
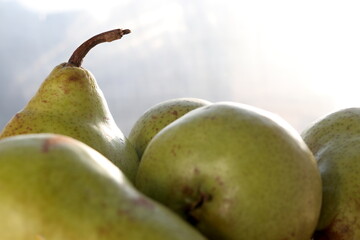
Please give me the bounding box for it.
[0,28,357,240]
[0,29,207,240]
[0,134,206,239]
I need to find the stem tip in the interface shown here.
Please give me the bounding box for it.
[68,28,131,67]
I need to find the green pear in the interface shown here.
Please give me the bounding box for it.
[302,108,360,240]
[135,102,322,240]
[0,133,206,240]
[128,97,211,158]
[0,29,139,182]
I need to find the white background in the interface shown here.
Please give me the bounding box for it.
[1,0,360,135]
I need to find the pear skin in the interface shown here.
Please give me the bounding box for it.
[302,108,360,239]
[135,102,322,240]
[302,108,360,154]
[128,97,211,157]
[0,29,139,182]
[0,133,206,240]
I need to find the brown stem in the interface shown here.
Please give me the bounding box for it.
[67,28,131,67]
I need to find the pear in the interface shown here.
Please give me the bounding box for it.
[135,102,322,240]
[0,133,206,240]
[0,29,139,182]
[302,108,360,240]
[128,97,210,157]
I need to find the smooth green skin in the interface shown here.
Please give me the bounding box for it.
[0,133,206,240]
[0,63,139,182]
[302,108,360,239]
[135,102,322,240]
[128,98,211,158]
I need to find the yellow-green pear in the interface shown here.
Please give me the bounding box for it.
[0,133,206,240]
[302,108,360,240]
[135,102,322,240]
[0,29,139,182]
[128,97,210,158]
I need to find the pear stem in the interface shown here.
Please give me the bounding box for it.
[67,28,131,67]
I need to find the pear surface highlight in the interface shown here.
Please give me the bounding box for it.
[0,133,206,240]
[136,102,322,240]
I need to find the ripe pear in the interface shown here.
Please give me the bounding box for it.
[128,97,210,157]
[0,133,206,240]
[135,102,322,240]
[302,108,360,240]
[0,29,139,182]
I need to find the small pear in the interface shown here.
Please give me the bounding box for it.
[302,108,360,239]
[128,97,210,157]
[135,102,322,240]
[0,133,206,240]
[0,29,139,182]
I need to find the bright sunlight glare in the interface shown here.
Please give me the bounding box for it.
[15,0,130,21]
[227,0,360,110]
[6,0,360,113]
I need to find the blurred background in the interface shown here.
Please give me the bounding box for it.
[1,0,360,135]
